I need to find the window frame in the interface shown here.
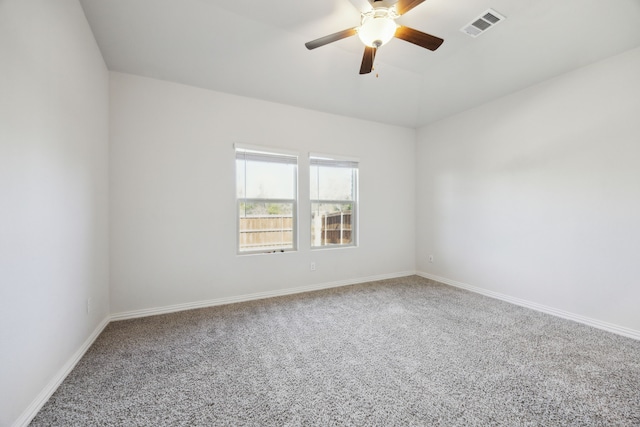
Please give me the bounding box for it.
[310,153,359,250]
[235,144,298,255]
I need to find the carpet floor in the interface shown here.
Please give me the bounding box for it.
[30,276,640,426]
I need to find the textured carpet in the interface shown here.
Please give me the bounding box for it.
[31,276,640,426]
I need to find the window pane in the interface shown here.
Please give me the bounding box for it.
[239,202,294,252]
[236,147,298,254]
[317,166,354,201]
[310,165,319,200]
[236,159,246,198]
[311,203,353,246]
[244,160,295,199]
[310,157,358,249]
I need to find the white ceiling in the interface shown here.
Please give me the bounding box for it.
[80,0,640,128]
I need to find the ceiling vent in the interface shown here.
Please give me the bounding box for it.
[461,9,505,38]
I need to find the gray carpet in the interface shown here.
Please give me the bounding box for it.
[31,276,640,426]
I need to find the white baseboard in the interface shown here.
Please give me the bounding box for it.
[12,316,110,427]
[110,270,417,321]
[417,271,640,341]
[21,270,636,427]
[11,271,416,426]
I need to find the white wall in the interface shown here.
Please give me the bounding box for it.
[416,46,640,333]
[109,72,416,315]
[0,1,109,425]
[3,3,635,422]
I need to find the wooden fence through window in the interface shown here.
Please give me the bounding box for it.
[239,211,352,251]
[319,211,352,245]
[239,215,293,251]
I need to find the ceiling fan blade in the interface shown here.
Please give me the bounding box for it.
[395,26,444,51]
[359,46,377,74]
[305,28,358,50]
[394,0,427,15]
[348,0,374,13]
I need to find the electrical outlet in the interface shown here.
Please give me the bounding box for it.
[87,298,92,314]
[310,262,316,271]
[429,255,434,263]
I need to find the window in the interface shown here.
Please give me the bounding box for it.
[236,145,298,254]
[310,154,358,248]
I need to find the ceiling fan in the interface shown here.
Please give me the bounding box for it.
[305,0,444,74]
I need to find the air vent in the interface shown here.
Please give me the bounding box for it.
[461,9,505,38]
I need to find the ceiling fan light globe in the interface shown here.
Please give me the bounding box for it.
[358,17,397,48]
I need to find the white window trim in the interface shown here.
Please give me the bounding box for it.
[310,153,359,250]
[236,142,299,157]
[235,144,299,255]
[309,152,359,164]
